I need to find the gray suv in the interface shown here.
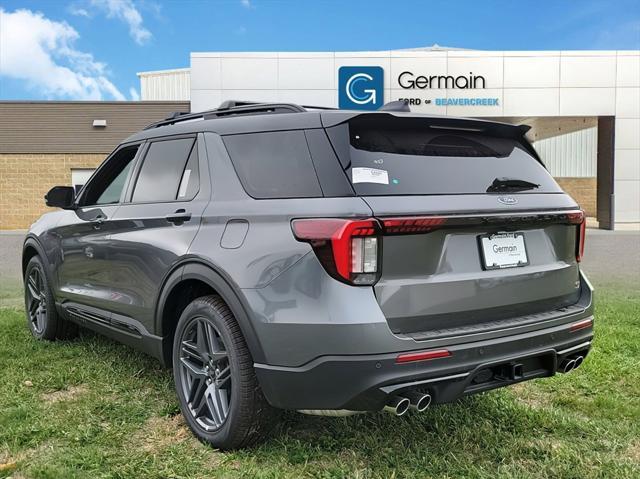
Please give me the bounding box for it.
[23,101,594,449]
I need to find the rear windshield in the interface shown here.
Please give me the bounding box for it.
[328,116,561,196]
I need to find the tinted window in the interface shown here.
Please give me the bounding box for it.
[223,131,322,199]
[329,116,561,196]
[82,145,138,206]
[132,138,196,203]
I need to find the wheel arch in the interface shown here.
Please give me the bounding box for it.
[155,259,266,366]
[22,236,46,278]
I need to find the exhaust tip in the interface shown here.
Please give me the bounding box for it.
[405,392,432,412]
[384,396,411,416]
[561,359,576,373]
[574,355,584,369]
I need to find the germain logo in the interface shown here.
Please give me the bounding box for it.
[398,71,486,89]
[497,196,518,205]
[338,66,384,110]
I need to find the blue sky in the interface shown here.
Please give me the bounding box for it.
[1,0,639,101]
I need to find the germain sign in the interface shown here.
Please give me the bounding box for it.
[338,66,499,110]
[394,69,499,108]
[397,71,486,89]
[338,66,384,110]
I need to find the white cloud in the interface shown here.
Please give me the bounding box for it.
[69,6,91,18]
[129,87,140,101]
[89,0,151,45]
[0,8,125,100]
[240,0,253,9]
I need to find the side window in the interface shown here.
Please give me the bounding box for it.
[222,130,322,199]
[81,145,139,206]
[132,137,197,203]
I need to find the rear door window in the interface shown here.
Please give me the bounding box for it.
[328,116,561,196]
[132,137,197,203]
[222,130,322,199]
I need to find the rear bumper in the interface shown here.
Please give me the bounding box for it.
[247,264,594,410]
[255,320,593,411]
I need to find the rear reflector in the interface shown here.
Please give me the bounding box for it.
[570,318,593,332]
[396,349,451,364]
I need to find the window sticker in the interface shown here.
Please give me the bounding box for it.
[178,169,191,198]
[352,167,389,185]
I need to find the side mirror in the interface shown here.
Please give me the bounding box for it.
[45,186,76,209]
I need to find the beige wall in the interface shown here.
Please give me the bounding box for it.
[0,153,105,230]
[555,177,597,218]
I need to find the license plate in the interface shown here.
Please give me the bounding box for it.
[479,232,529,270]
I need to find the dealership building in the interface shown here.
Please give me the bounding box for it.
[1,46,638,230]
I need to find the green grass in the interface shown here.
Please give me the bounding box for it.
[0,289,639,479]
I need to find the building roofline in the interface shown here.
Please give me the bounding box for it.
[137,67,190,77]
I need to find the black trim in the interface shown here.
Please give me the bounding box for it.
[145,102,307,130]
[153,259,266,366]
[61,302,165,359]
[254,324,594,411]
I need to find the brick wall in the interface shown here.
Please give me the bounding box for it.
[0,154,105,230]
[555,177,597,217]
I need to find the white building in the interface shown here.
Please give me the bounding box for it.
[138,47,640,229]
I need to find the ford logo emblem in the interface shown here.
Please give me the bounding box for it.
[497,196,518,205]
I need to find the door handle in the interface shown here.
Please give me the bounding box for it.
[165,209,192,224]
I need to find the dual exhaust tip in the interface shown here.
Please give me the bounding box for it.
[385,354,586,415]
[384,391,431,416]
[559,354,585,374]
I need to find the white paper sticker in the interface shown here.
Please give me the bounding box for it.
[352,167,389,185]
[178,169,191,198]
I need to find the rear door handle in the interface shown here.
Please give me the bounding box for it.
[165,209,192,224]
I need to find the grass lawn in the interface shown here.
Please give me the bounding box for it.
[0,288,638,479]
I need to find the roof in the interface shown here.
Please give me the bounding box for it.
[0,101,190,154]
[393,44,473,51]
[123,102,528,145]
[136,67,190,77]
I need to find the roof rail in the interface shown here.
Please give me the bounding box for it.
[144,100,308,129]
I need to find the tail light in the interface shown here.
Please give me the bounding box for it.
[291,218,381,285]
[567,210,586,262]
[381,216,446,235]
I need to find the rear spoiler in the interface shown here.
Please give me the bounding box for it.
[320,112,541,163]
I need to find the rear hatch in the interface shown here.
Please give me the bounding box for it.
[323,113,585,337]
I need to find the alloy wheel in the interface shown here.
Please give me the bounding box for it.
[179,317,232,431]
[26,268,47,334]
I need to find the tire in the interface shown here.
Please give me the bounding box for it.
[172,295,277,449]
[24,255,77,340]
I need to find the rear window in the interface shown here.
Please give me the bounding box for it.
[223,130,322,199]
[328,116,561,196]
[132,138,196,203]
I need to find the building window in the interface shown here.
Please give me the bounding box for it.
[71,168,95,194]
